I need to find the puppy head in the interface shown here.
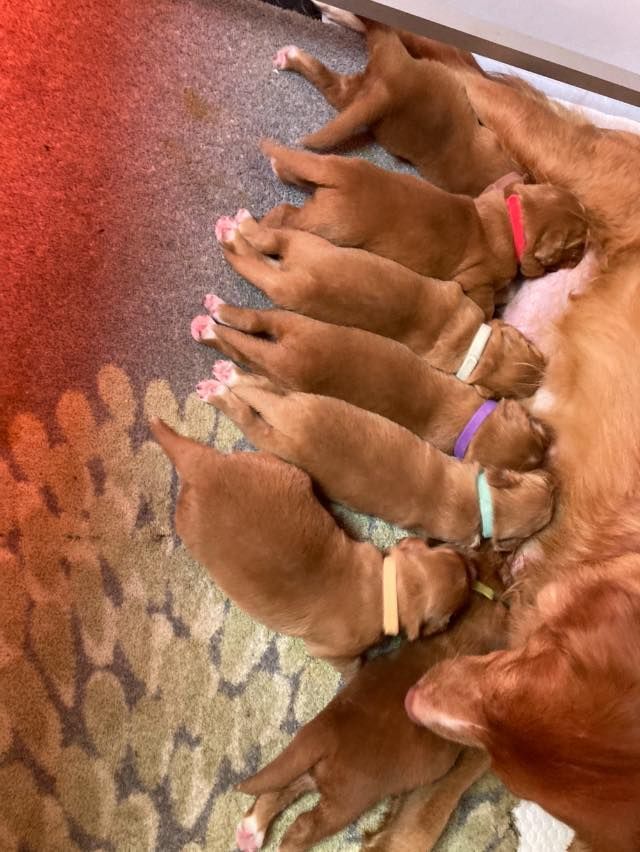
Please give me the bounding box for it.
[404,574,640,844]
[486,467,555,550]
[471,322,546,399]
[508,183,588,277]
[468,400,551,471]
[391,538,471,640]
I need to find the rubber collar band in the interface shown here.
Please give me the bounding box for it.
[472,580,497,600]
[454,400,499,460]
[506,194,526,261]
[382,555,399,636]
[456,323,492,382]
[476,470,494,539]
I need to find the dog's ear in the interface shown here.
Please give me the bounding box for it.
[406,654,497,747]
[485,466,524,490]
[531,228,575,270]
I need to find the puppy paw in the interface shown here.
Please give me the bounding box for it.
[212,359,238,386]
[191,315,217,342]
[236,815,265,851]
[202,294,226,316]
[234,208,253,223]
[196,379,226,402]
[214,215,238,244]
[273,45,299,70]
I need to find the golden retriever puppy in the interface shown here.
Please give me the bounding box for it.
[271,20,516,195]
[235,548,507,852]
[261,141,588,317]
[196,367,554,549]
[150,418,470,672]
[215,212,545,398]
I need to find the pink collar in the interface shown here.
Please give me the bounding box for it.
[506,194,526,262]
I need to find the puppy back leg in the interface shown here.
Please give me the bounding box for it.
[236,775,316,852]
[261,141,341,189]
[303,80,388,150]
[201,308,297,384]
[279,798,366,852]
[363,748,489,851]
[275,44,364,110]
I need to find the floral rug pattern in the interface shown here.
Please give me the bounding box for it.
[0,366,518,850]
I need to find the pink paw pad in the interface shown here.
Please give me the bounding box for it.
[214,215,238,243]
[203,293,226,315]
[273,45,299,70]
[212,359,238,386]
[190,315,217,342]
[236,816,264,852]
[196,379,225,401]
[234,208,252,223]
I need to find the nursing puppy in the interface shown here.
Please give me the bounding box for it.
[192,303,549,471]
[261,142,588,317]
[235,548,507,852]
[150,418,470,671]
[272,22,517,196]
[215,212,545,398]
[196,368,554,549]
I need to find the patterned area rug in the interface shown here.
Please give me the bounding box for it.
[2,0,518,848]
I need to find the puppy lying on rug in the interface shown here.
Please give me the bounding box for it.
[197,366,554,549]
[192,304,549,471]
[273,22,516,195]
[261,141,588,317]
[215,211,546,398]
[235,548,507,852]
[150,418,470,672]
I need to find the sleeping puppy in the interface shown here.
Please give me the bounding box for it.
[196,368,555,549]
[235,547,507,852]
[191,303,549,471]
[272,21,517,196]
[261,142,588,318]
[150,418,470,672]
[215,211,545,398]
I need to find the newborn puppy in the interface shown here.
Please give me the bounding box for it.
[272,22,517,195]
[150,418,470,671]
[196,369,555,549]
[235,548,507,852]
[261,141,588,318]
[192,302,549,471]
[215,212,545,398]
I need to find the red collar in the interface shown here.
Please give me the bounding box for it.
[506,194,526,262]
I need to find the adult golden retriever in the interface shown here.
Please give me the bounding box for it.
[404,49,640,852]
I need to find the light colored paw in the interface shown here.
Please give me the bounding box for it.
[203,293,226,316]
[236,815,265,851]
[273,45,299,70]
[214,215,238,243]
[191,315,217,342]
[212,360,238,387]
[195,379,226,402]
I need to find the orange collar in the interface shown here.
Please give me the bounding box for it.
[506,194,526,262]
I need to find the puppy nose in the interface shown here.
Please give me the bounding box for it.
[404,687,424,725]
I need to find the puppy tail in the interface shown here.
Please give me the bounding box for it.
[236,727,323,796]
[149,417,211,479]
[302,81,389,150]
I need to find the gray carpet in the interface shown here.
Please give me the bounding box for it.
[1,1,518,849]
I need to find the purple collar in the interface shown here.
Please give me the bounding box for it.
[454,400,499,459]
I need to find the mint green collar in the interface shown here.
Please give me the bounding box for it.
[476,470,494,539]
